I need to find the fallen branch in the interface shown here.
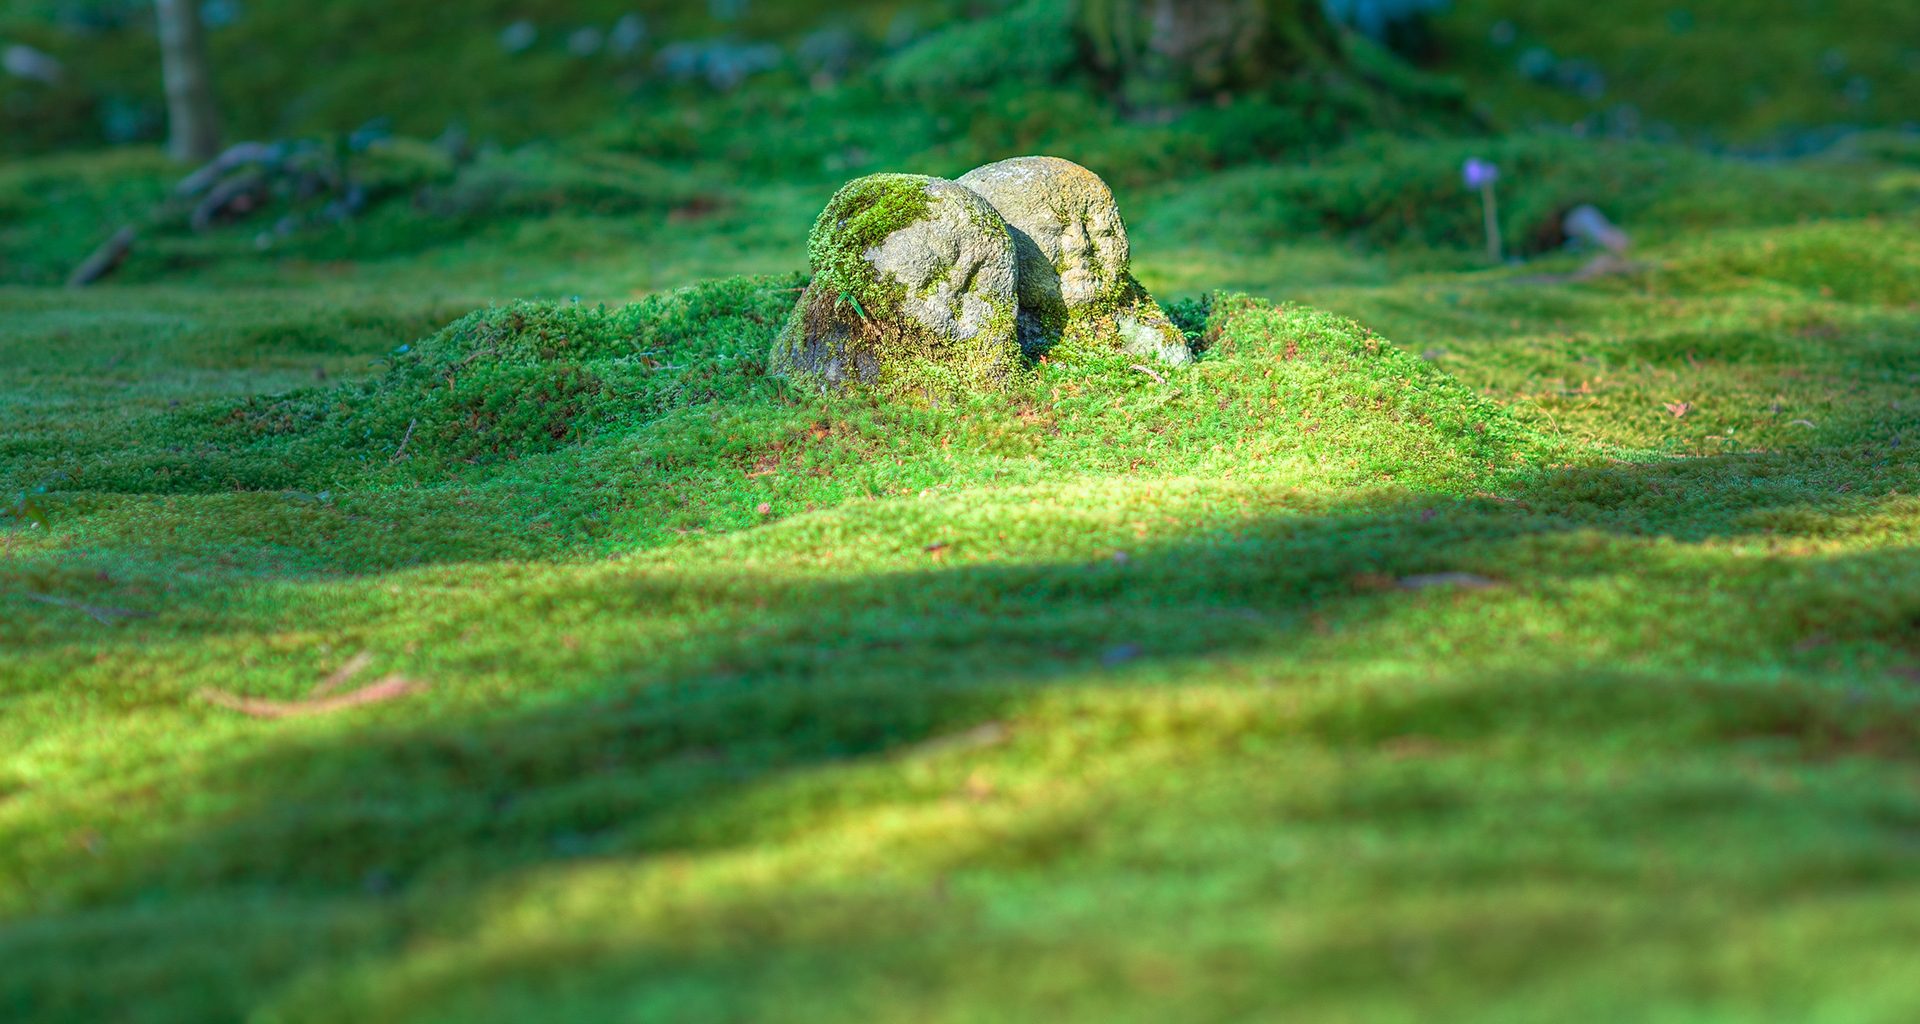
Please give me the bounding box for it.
[1397,572,1498,591]
[1130,363,1168,385]
[175,141,280,197]
[190,171,268,232]
[22,592,153,626]
[907,721,1010,758]
[66,226,137,289]
[201,674,425,719]
[390,418,417,462]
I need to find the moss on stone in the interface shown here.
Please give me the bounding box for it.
[772,279,1027,401]
[774,173,1024,401]
[1028,270,1186,366]
[805,173,937,311]
[955,155,1190,367]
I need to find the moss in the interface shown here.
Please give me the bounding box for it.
[12,207,1920,1022]
[877,0,1081,96]
[416,147,701,220]
[15,9,1920,1013]
[1136,132,1916,259]
[71,274,801,492]
[778,173,937,397]
[771,275,1026,402]
[804,174,936,311]
[1026,272,1191,367]
[775,174,1027,400]
[1439,0,1920,142]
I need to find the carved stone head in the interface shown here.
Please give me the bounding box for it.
[957,156,1131,323]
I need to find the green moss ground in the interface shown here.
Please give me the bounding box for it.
[5,2,1920,1020]
[6,159,1920,1017]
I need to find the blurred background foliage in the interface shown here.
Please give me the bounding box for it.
[3,0,1913,157]
[2,1,1914,290]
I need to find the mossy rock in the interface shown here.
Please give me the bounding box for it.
[772,173,1023,398]
[958,155,1191,365]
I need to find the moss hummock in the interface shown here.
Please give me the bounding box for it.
[8,205,1920,1023]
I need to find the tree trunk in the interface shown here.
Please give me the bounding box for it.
[155,0,220,163]
[1079,0,1344,104]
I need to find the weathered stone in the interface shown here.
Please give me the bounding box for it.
[957,155,1190,365]
[772,173,1022,396]
[958,156,1125,321]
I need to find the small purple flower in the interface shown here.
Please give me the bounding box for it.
[1462,157,1500,190]
[1464,158,1505,263]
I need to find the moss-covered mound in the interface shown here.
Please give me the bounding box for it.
[249,275,799,471]
[67,275,799,494]
[771,174,1023,399]
[46,268,1538,509]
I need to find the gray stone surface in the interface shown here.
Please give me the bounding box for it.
[1116,307,1193,367]
[959,156,1191,365]
[958,155,1130,321]
[867,177,1019,346]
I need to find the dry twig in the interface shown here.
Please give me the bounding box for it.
[67,226,137,289]
[309,651,375,698]
[22,592,153,626]
[201,675,425,719]
[391,418,418,462]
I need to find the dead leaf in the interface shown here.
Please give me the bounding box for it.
[201,675,426,719]
[911,721,1010,758]
[1350,572,1398,593]
[1382,735,1448,760]
[1664,401,1693,418]
[1397,572,1499,591]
